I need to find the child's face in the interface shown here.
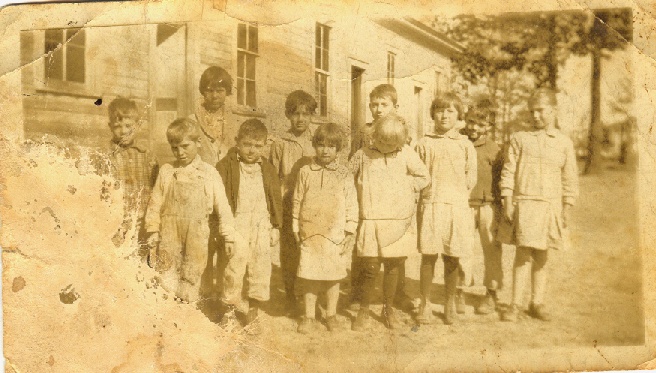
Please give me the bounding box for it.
[314,143,338,166]
[202,85,227,113]
[373,136,399,155]
[369,96,396,121]
[530,101,556,130]
[109,112,139,146]
[170,136,200,166]
[465,121,488,141]
[433,103,459,133]
[288,105,311,134]
[236,136,266,164]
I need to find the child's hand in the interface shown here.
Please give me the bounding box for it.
[341,233,355,256]
[225,241,235,258]
[504,197,514,223]
[147,232,160,248]
[562,204,571,228]
[270,228,280,247]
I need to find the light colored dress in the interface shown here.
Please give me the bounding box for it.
[349,145,430,258]
[499,128,579,250]
[293,160,358,281]
[145,155,235,302]
[415,131,477,257]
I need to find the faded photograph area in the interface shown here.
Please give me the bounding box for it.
[0,1,652,372]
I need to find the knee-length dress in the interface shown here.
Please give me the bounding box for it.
[499,128,579,250]
[415,131,477,258]
[349,145,430,258]
[292,161,358,281]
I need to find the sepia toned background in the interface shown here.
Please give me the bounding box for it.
[1,0,656,372]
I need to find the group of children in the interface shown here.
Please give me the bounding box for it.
[102,65,579,335]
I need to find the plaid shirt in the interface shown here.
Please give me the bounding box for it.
[104,141,159,219]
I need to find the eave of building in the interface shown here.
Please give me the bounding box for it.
[374,17,463,58]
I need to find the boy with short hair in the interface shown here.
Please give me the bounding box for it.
[217,119,282,332]
[145,118,235,304]
[349,84,399,158]
[103,97,158,255]
[500,88,579,322]
[270,90,317,313]
[348,84,414,313]
[464,105,504,315]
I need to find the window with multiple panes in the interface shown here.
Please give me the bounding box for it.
[44,28,85,83]
[237,23,258,107]
[387,52,395,84]
[315,23,330,117]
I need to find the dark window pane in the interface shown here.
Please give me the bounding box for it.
[321,94,327,116]
[315,47,322,69]
[322,48,329,71]
[315,24,321,46]
[237,24,246,49]
[66,28,85,45]
[45,48,63,80]
[45,29,62,46]
[323,26,329,51]
[237,52,245,78]
[246,54,255,80]
[45,39,60,54]
[248,25,258,53]
[236,79,244,105]
[246,80,256,107]
[66,45,85,82]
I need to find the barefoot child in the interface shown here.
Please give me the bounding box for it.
[101,98,158,253]
[350,114,430,331]
[293,123,358,333]
[217,119,282,332]
[464,106,505,315]
[415,94,477,325]
[500,88,579,322]
[145,119,235,303]
[270,90,317,314]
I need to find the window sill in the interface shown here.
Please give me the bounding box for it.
[231,106,267,118]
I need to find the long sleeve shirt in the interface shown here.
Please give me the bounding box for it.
[292,160,358,244]
[500,128,579,206]
[269,129,315,200]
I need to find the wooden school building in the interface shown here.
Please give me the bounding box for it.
[20,1,462,161]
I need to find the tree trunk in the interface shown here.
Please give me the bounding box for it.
[584,47,604,174]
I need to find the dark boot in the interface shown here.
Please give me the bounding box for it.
[352,307,371,331]
[382,304,401,330]
[443,255,459,325]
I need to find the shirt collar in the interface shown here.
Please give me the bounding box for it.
[368,144,402,154]
[530,128,559,137]
[309,158,339,171]
[281,129,312,144]
[425,130,461,140]
[109,140,148,154]
[176,154,203,170]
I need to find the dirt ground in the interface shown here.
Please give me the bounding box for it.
[1,143,643,372]
[254,162,644,371]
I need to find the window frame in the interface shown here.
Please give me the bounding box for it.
[386,51,395,85]
[314,23,331,118]
[236,22,258,108]
[43,28,86,85]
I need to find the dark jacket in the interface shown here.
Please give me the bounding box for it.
[469,137,503,205]
[216,148,283,229]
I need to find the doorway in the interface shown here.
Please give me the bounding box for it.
[350,66,365,156]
